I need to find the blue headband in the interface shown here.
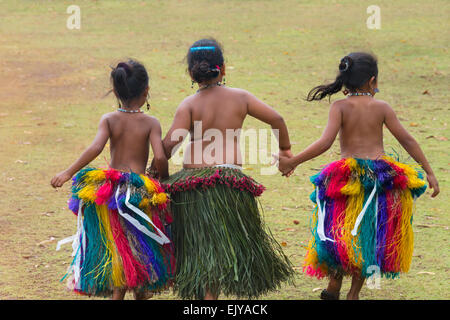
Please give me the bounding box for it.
[190,46,216,52]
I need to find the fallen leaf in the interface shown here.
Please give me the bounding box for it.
[37,237,56,247]
[293,220,300,225]
[417,271,435,275]
[422,90,430,95]
[281,241,287,247]
[284,228,296,232]
[409,122,419,127]
[312,287,323,292]
[40,212,52,217]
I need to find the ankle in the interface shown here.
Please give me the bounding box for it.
[346,292,359,300]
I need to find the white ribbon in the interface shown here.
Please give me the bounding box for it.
[56,200,85,289]
[115,186,171,245]
[316,187,335,242]
[56,200,84,256]
[351,183,378,236]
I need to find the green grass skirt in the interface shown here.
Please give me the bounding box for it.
[162,167,294,299]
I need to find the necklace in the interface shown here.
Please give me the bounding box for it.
[117,107,143,113]
[347,92,372,97]
[197,82,222,93]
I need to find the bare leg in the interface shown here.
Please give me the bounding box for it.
[320,273,343,300]
[347,274,365,300]
[204,290,219,300]
[112,288,127,300]
[133,289,154,300]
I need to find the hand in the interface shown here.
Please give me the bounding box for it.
[51,170,72,188]
[426,174,440,197]
[146,158,160,179]
[272,150,296,177]
[279,155,296,177]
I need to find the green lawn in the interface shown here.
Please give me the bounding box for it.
[0,0,448,299]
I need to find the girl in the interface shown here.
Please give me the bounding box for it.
[153,38,295,300]
[51,59,174,299]
[277,52,439,300]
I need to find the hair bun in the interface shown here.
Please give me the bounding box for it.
[116,62,132,76]
[339,56,353,73]
[191,60,219,83]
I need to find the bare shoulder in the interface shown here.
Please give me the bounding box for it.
[226,87,250,95]
[371,98,391,108]
[371,99,395,116]
[225,87,261,107]
[141,113,162,129]
[101,111,116,119]
[99,111,117,125]
[226,87,253,100]
[330,98,348,110]
[176,94,196,111]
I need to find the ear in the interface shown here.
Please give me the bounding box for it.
[144,85,149,96]
[369,76,377,88]
[220,63,226,76]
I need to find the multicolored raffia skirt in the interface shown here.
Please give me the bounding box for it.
[162,165,295,300]
[303,157,427,280]
[58,167,175,297]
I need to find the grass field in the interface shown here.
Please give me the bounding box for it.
[0,0,448,300]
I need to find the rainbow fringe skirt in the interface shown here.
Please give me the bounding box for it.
[303,157,427,279]
[60,167,175,297]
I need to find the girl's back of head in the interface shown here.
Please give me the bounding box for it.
[110,59,149,107]
[307,52,378,101]
[187,38,224,84]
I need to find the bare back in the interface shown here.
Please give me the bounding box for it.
[184,87,247,167]
[106,111,157,174]
[337,96,386,159]
[163,85,289,168]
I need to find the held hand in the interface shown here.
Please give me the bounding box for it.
[51,170,72,188]
[427,174,440,197]
[272,152,296,177]
[146,158,160,179]
[279,155,296,177]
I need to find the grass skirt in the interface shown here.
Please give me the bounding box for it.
[162,166,294,299]
[303,157,427,279]
[62,167,175,297]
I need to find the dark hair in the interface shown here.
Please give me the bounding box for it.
[187,38,224,83]
[110,59,149,106]
[307,52,378,101]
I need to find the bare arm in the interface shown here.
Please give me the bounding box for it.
[161,100,191,160]
[51,115,110,188]
[149,119,169,179]
[277,101,342,175]
[383,103,439,197]
[246,91,291,151]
